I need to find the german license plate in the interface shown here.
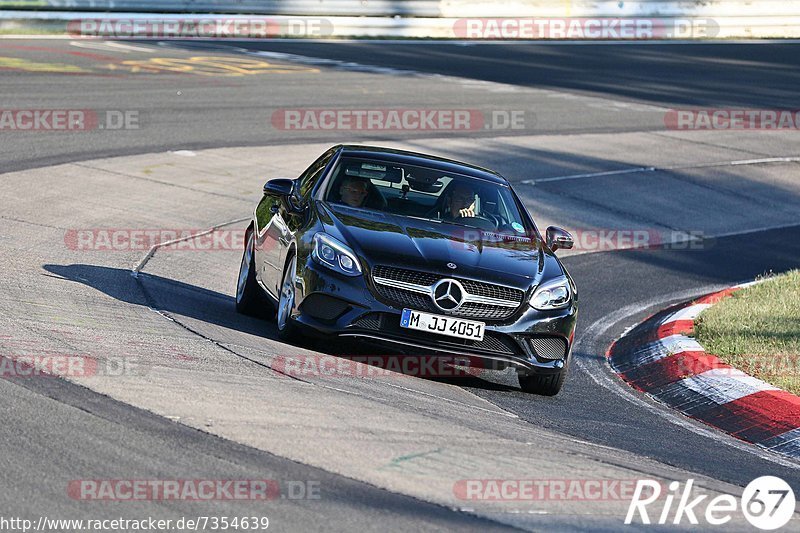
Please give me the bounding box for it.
[400,308,485,341]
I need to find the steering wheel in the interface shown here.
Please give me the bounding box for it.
[453,214,498,231]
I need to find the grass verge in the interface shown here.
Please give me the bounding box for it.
[694,270,800,395]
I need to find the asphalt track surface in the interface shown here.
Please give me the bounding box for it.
[3,40,800,173]
[2,39,800,530]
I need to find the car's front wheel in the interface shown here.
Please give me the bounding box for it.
[236,227,269,317]
[276,252,301,342]
[518,368,567,396]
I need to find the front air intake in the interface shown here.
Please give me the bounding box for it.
[299,294,351,321]
[528,337,568,360]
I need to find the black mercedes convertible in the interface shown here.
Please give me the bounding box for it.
[236,145,577,395]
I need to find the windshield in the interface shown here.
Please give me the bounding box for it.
[324,156,531,235]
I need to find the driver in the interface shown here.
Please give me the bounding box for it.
[444,182,477,220]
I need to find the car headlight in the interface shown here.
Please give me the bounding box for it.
[312,233,362,277]
[530,277,572,310]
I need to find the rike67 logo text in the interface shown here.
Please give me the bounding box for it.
[626,477,796,530]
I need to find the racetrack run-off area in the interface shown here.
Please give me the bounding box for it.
[1,38,800,530]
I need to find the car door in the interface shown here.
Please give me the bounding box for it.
[255,148,337,297]
[275,148,338,279]
[254,192,287,300]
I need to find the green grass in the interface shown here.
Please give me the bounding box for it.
[694,270,800,394]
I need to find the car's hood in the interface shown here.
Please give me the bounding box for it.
[318,203,549,288]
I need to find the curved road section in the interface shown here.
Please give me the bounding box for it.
[609,285,800,459]
[1,39,800,530]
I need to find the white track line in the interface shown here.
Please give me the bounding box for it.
[523,167,654,184]
[521,156,800,185]
[69,40,156,53]
[131,216,248,275]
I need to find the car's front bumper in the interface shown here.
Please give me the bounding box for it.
[291,256,577,374]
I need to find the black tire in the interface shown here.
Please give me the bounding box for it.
[518,369,567,396]
[235,227,269,317]
[276,252,301,343]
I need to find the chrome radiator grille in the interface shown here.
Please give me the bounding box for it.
[371,265,524,321]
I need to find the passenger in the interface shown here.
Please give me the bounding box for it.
[338,176,370,208]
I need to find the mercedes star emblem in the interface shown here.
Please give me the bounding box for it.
[432,279,465,311]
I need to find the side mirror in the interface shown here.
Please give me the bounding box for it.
[546,226,574,253]
[263,178,294,197]
[263,178,304,215]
